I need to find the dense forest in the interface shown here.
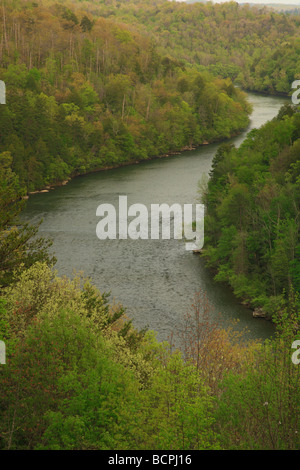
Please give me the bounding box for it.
[0,0,250,192]
[0,0,300,452]
[202,104,300,318]
[0,262,299,450]
[64,0,300,94]
[2,0,300,193]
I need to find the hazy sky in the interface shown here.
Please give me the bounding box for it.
[177,0,300,4]
[214,0,300,4]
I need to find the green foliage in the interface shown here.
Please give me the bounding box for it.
[139,352,217,450]
[0,1,250,193]
[0,0,299,452]
[0,263,217,450]
[203,107,300,317]
[2,0,299,115]
[0,152,55,288]
[216,292,300,450]
[1,263,297,451]
[98,0,300,95]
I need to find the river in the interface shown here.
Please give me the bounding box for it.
[22,92,289,343]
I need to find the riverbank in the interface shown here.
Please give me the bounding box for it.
[21,91,288,343]
[21,91,283,344]
[198,97,298,326]
[197,249,272,321]
[23,127,249,197]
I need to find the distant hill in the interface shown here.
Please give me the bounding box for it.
[181,0,300,13]
[185,0,208,3]
[239,2,300,13]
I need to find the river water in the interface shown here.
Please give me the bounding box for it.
[22,92,288,343]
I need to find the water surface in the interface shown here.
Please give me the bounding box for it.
[22,92,288,342]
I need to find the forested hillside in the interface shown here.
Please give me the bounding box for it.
[0,0,299,452]
[67,0,300,95]
[2,0,300,191]
[0,262,299,450]
[0,0,250,192]
[203,104,300,317]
